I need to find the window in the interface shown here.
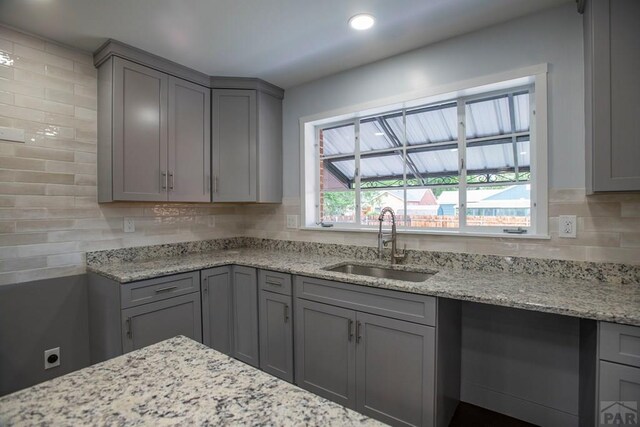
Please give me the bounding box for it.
[303,69,548,237]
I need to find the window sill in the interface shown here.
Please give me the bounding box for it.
[298,225,551,240]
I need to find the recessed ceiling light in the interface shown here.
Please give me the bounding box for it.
[349,14,375,31]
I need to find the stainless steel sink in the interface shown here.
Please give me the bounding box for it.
[324,263,436,282]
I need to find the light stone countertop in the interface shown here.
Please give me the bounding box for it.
[87,248,640,327]
[0,336,382,426]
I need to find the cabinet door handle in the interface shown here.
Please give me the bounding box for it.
[168,172,174,190]
[284,304,289,323]
[155,286,178,294]
[161,171,167,190]
[126,317,132,339]
[213,176,218,193]
[348,319,354,342]
[356,321,362,343]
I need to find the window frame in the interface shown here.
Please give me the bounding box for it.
[300,64,549,239]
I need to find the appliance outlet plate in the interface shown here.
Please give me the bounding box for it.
[558,215,577,238]
[124,217,135,233]
[286,215,298,229]
[44,347,60,369]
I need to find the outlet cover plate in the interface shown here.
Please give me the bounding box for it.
[124,217,135,233]
[558,215,577,238]
[44,347,60,369]
[286,215,298,229]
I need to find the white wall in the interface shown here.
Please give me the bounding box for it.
[282,3,584,197]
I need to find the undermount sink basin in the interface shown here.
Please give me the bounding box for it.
[324,263,436,282]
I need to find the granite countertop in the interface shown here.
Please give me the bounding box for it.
[87,248,640,327]
[0,336,382,426]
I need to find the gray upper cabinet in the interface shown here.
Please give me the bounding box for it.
[96,52,211,203]
[168,77,211,202]
[201,266,233,355]
[584,0,640,193]
[212,88,283,203]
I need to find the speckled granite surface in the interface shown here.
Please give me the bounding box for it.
[87,243,640,327]
[0,336,381,426]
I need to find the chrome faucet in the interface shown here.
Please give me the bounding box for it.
[377,207,406,264]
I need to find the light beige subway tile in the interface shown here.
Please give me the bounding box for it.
[621,202,640,218]
[45,88,96,109]
[0,142,16,156]
[0,103,46,122]
[15,43,74,70]
[0,156,46,171]
[620,233,640,248]
[74,196,97,208]
[77,239,124,252]
[585,247,640,265]
[74,151,96,163]
[44,159,79,174]
[0,78,45,98]
[45,208,101,219]
[0,27,45,50]
[581,216,640,233]
[15,145,75,162]
[12,170,74,184]
[44,42,92,66]
[45,184,95,197]
[45,64,96,87]
[0,221,16,233]
[0,38,13,53]
[16,218,75,232]
[548,188,586,203]
[74,173,96,185]
[73,62,97,77]
[74,128,97,142]
[0,232,47,246]
[74,106,97,121]
[11,119,75,140]
[14,68,74,92]
[14,94,74,116]
[47,252,84,267]
[549,231,620,247]
[0,265,86,286]
[586,193,640,203]
[14,195,75,208]
[0,64,13,80]
[73,217,123,230]
[516,243,587,262]
[549,201,620,218]
[0,89,13,105]
[73,84,97,100]
[34,137,96,153]
[10,53,47,74]
[48,229,122,243]
[1,241,78,258]
[0,208,46,220]
[0,257,47,272]
[0,182,46,195]
[0,117,13,128]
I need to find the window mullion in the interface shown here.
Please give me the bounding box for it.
[457,99,467,231]
[354,120,361,226]
[402,109,407,229]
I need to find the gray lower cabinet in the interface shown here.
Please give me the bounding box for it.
[356,312,435,426]
[231,266,260,367]
[122,293,202,353]
[584,0,640,192]
[201,266,233,355]
[295,299,357,408]
[259,290,293,382]
[88,271,202,363]
[599,362,640,420]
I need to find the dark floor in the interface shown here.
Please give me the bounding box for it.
[449,402,539,427]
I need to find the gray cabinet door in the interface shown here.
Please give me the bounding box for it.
[211,89,257,202]
[599,361,640,423]
[259,290,293,382]
[201,266,232,355]
[295,299,357,409]
[168,77,211,202]
[112,57,168,201]
[585,0,640,192]
[121,292,202,353]
[355,312,435,427]
[231,266,259,367]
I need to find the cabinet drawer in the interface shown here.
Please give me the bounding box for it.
[259,269,292,295]
[294,275,436,326]
[121,271,200,308]
[600,322,640,368]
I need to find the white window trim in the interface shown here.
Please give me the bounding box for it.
[299,64,549,239]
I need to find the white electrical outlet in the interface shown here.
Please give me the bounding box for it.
[123,217,135,233]
[286,215,298,229]
[208,216,216,228]
[558,215,577,238]
[44,347,60,369]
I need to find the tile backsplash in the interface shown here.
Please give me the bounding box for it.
[1,24,639,286]
[0,25,243,285]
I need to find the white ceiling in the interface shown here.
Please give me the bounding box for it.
[0,0,571,89]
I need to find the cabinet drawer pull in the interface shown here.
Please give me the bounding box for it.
[265,280,282,287]
[155,286,178,294]
[284,304,289,323]
[161,171,167,190]
[168,172,174,190]
[348,319,354,342]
